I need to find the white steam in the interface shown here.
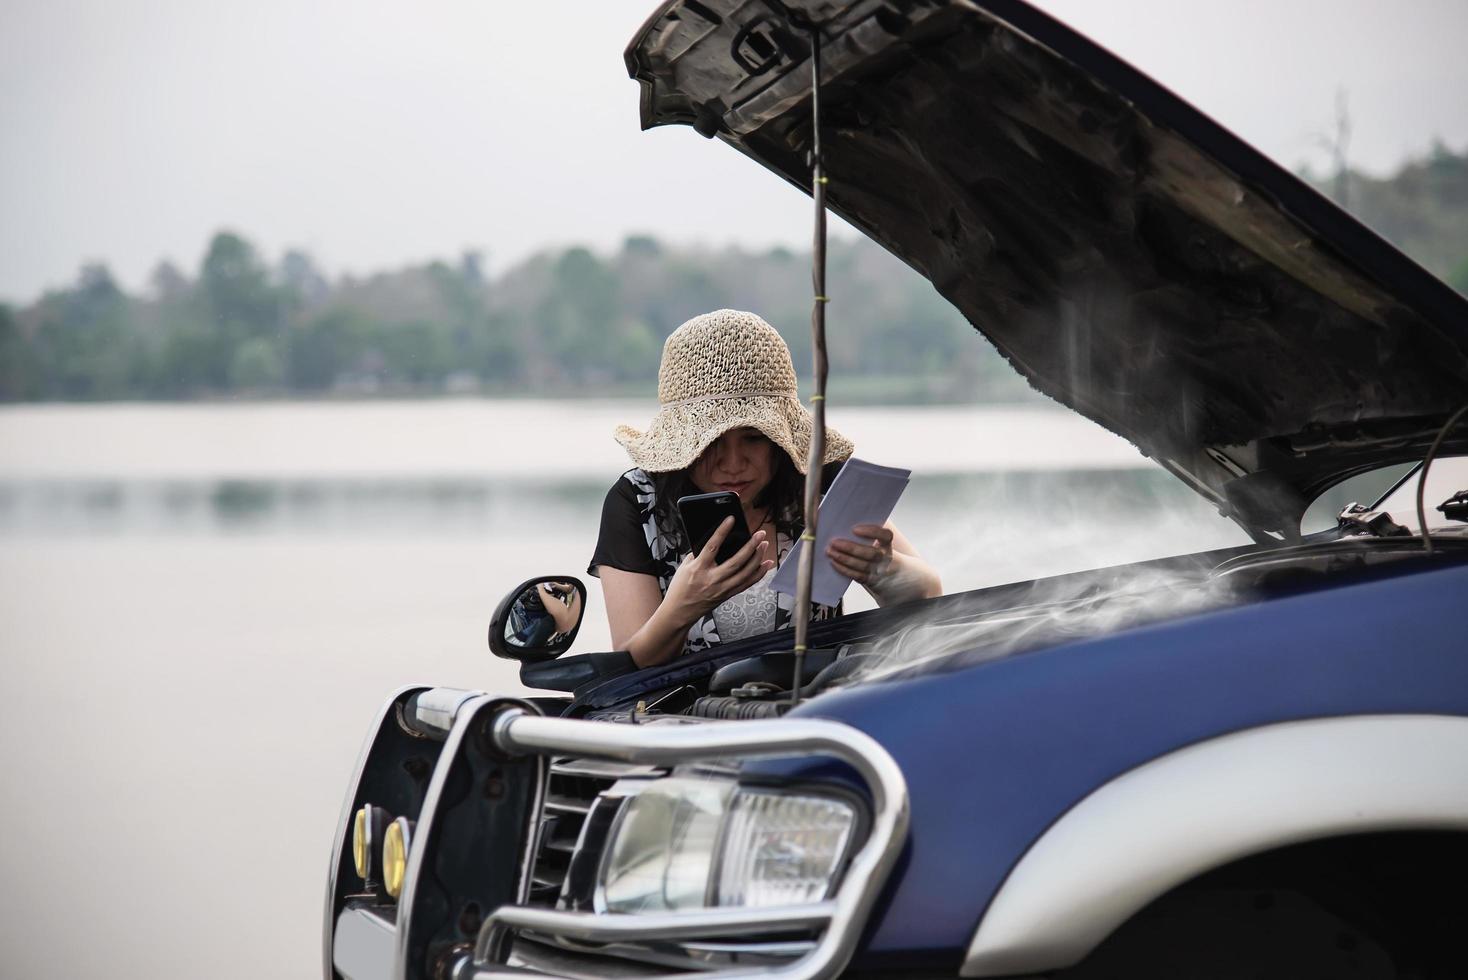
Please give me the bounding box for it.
[842,561,1241,684]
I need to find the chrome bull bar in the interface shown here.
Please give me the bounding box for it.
[456,709,910,980]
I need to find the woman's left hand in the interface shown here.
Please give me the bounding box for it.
[826,523,895,587]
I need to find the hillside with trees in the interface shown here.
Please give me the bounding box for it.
[2,145,1465,405]
[0,231,1031,404]
[1303,139,1468,288]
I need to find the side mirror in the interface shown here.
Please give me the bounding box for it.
[488,576,587,663]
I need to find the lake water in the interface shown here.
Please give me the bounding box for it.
[0,400,1249,979]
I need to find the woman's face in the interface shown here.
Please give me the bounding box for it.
[689,427,776,505]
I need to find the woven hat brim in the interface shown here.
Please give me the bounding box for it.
[615,394,853,474]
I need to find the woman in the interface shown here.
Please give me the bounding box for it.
[589,309,941,667]
[506,581,581,648]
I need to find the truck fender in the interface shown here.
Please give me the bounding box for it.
[960,714,1468,977]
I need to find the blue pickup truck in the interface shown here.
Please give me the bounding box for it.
[324,2,1468,978]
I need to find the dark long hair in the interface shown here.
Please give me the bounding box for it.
[651,442,806,549]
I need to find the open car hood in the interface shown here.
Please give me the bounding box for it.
[626,0,1468,541]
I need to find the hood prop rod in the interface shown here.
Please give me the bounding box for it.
[1417,403,1468,554]
[792,22,828,706]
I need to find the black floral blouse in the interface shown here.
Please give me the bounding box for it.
[588,467,842,656]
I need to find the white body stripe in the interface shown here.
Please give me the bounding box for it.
[961,714,1468,976]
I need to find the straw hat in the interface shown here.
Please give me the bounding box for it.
[615,309,854,474]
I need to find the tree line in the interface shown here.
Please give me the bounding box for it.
[0,230,1031,404]
[3,144,1465,404]
[1301,139,1468,287]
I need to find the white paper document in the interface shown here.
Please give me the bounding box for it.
[770,457,911,606]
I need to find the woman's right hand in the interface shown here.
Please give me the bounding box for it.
[663,517,772,623]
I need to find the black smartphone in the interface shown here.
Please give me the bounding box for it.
[676,491,751,564]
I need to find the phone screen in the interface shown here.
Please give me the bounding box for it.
[677,492,752,564]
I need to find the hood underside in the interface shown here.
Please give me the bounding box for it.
[626,0,1468,541]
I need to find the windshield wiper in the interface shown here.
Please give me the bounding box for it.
[1337,502,1412,539]
[1438,490,1468,524]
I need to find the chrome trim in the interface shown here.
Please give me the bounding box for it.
[334,908,396,980]
[408,687,483,737]
[680,939,817,963]
[494,902,835,942]
[324,684,428,980]
[523,935,818,972]
[960,715,1468,976]
[543,797,592,816]
[394,697,547,980]
[550,759,664,780]
[462,711,909,980]
[500,938,666,979]
[513,709,551,910]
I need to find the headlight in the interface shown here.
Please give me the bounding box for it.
[598,778,730,913]
[597,778,856,913]
[716,790,857,907]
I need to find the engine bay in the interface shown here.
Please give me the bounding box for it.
[524,528,1468,726]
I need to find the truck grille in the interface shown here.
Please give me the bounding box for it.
[528,757,664,908]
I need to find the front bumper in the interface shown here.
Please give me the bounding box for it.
[326,692,908,980]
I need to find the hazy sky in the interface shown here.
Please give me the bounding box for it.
[3,0,1465,304]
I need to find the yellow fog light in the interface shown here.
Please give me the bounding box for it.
[351,804,388,883]
[352,808,370,880]
[383,817,413,899]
